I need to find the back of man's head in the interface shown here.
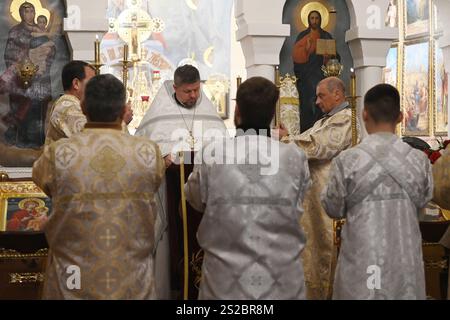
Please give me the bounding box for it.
[84,74,126,123]
[62,60,93,91]
[174,64,200,86]
[364,83,400,124]
[236,77,279,129]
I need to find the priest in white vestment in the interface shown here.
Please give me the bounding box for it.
[185,77,311,299]
[135,65,227,299]
[321,84,432,299]
[33,75,165,299]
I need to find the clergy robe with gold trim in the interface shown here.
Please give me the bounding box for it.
[440,227,450,299]
[432,145,450,210]
[434,146,450,299]
[45,94,129,146]
[45,94,86,146]
[33,124,165,299]
[321,133,432,300]
[283,107,358,299]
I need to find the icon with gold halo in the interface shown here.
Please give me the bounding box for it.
[10,0,50,23]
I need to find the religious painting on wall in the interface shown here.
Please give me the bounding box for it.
[386,0,398,28]
[0,180,50,232]
[405,0,430,38]
[403,41,430,136]
[383,46,398,87]
[0,0,70,163]
[280,0,353,132]
[434,44,448,135]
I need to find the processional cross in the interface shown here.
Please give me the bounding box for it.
[109,2,165,61]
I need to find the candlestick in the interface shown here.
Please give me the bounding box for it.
[275,66,281,128]
[349,67,358,147]
[350,67,356,97]
[178,151,189,300]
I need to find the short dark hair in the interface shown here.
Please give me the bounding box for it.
[364,83,401,124]
[236,77,279,129]
[174,64,200,86]
[62,61,94,91]
[84,74,126,122]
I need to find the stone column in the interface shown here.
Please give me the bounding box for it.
[64,0,109,61]
[345,0,398,136]
[234,0,290,81]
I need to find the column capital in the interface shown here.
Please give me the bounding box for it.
[64,0,108,31]
[234,0,289,78]
[64,0,108,60]
[345,27,397,69]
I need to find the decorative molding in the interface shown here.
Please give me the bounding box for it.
[0,181,43,194]
[0,248,48,259]
[9,272,45,284]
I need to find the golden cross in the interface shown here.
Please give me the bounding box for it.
[99,228,117,248]
[99,271,117,290]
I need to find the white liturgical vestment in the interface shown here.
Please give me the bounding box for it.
[135,80,227,157]
[135,81,227,298]
[321,132,433,300]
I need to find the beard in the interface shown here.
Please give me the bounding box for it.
[183,100,197,108]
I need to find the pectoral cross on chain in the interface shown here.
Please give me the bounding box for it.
[187,131,197,150]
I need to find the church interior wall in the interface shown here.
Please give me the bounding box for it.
[381,0,449,141]
[0,0,449,167]
[227,6,247,131]
[0,0,449,301]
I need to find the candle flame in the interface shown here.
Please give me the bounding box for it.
[350,67,354,73]
[96,34,99,41]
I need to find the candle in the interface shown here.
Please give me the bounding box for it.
[94,34,100,64]
[123,44,128,62]
[274,66,281,127]
[350,67,356,97]
[236,75,242,88]
[275,65,280,85]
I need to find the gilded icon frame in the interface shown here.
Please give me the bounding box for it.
[433,40,449,136]
[404,0,430,39]
[0,181,50,232]
[401,39,432,136]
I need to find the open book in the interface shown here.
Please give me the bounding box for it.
[316,39,336,56]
